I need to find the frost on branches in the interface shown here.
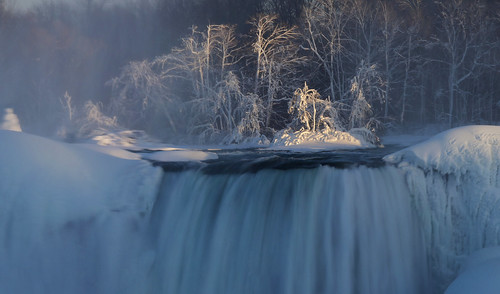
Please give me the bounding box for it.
[348,61,385,131]
[273,82,380,148]
[288,82,340,132]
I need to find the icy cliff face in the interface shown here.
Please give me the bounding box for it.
[385,125,500,291]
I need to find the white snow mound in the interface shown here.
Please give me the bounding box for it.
[0,130,162,226]
[384,125,500,176]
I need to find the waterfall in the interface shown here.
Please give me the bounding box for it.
[147,166,429,294]
[0,148,430,294]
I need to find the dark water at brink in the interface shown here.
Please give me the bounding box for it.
[151,145,404,174]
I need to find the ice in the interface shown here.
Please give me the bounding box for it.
[0,130,162,294]
[384,125,500,291]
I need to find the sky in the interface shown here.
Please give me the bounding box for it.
[5,0,136,11]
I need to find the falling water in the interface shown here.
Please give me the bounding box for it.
[0,161,430,294]
[147,165,429,294]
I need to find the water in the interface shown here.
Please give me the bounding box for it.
[0,147,431,294]
[148,165,429,294]
[152,145,403,173]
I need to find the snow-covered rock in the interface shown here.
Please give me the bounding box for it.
[1,108,22,132]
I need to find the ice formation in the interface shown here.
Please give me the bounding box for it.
[385,125,500,291]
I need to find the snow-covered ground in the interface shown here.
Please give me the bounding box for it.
[84,126,380,156]
[268,127,380,151]
[445,247,500,294]
[385,125,500,292]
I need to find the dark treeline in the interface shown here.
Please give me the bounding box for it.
[0,0,499,143]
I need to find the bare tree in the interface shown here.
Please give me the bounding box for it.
[301,0,351,101]
[377,0,403,121]
[434,0,493,127]
[397,0,423,124]
[249,14,305,130]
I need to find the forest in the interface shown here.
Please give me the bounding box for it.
[0,0,499,144]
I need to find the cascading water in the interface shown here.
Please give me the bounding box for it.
[147,165,429,294]
[0,137,431,294]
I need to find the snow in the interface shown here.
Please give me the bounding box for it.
[89,129,160,149]
[446,247,500,294]
[78,129,219,162]
[142,150,218,162]
[0,130,161,218]
[384,125,500,176]
[76,143,142,160]
[384,125,500,291]
[1,108,22,132]
[270,128,377,151]
[0,130,162,294]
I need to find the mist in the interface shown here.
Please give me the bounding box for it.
[0,0,499,144]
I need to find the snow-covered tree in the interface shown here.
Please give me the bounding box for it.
[108,59,178,133]
[348,61,385,130]
[288,82,341,132]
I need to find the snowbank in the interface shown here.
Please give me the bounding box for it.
[445,247,500,294]
[0,130,163,294]
[82,129,219,162]
[384,125,500,176]
[0,130,162,227]
[384,125,500,292]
